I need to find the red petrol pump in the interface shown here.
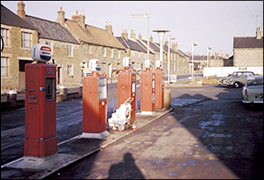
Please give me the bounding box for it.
[153,60,164,109]
[81,59,109,139]
[24,44,57,162]
[140,60,155,114]
[117,57,136,128]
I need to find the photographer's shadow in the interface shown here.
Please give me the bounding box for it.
[106,152,145,179]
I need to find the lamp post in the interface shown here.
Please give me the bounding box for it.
[130,14,149,59]
[153,30,170,77]
[191,42,198,82]
[207,47,211,68]
[168,37,175,83]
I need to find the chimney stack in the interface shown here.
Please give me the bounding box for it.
[256,27,262,39]
[56,7,65,26]
[72,10,85,29]
[138,33,142,40]
[105,21,113,35]
[164,41,168,47]
[150,35,153,43]
[17,1,25,18]
[122,29,128,40]
[172,42,178,51]
[130,30,136,40]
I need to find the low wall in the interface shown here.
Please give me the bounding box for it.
[203,67,263,77]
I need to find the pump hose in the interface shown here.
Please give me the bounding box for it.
[129,64,141,77]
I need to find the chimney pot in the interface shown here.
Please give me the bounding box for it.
[256,26,262,39]
[17,1,25,18]
[56,7,65,26]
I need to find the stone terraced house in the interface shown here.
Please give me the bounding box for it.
[233,27,263,67]
[1,4,38,92]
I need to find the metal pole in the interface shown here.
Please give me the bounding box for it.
[168,38,170,83]
[147,14,149,60]
[191,43,194,82]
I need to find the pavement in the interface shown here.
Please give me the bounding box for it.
[1,108,172,179]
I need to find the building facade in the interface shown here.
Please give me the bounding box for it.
[1,4,38,92]
[233,27,263,67]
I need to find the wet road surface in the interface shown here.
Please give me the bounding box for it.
[46,85,263,179]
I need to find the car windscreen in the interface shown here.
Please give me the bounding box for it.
[247,78,263,86]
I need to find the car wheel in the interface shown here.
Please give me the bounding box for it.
[234,82,240,88]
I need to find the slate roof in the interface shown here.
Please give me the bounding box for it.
[234,37,263,48]
[66,19,125,49]
[143,40,160,52]
[1,5,36,30]
[116,37,147,52]
[23,15,79,44]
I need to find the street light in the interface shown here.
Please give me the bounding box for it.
[191,42,198,82]
[207,47,211,68]
[168,37,175,83]
[152,29,170,71]
[130,13,150,59]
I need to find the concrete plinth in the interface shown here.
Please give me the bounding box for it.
[80,131,109,139]
[164,89,171,108]
[60,86,68,101]
[6,90,17,108]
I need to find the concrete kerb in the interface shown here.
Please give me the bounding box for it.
[1,108,173,179]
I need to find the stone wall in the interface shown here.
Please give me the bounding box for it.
[234,48,263,67]
[1,25,38,93]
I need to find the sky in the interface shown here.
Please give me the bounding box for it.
[2,1,263,56]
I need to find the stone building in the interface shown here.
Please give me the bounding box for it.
[57,9,126,81]
[20,7,81,88]
[233,27,263,67]
[116,30,154,73]
[1,4,38,92]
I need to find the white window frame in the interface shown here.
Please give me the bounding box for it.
[67,64,74,76]
[67,44,73,57]
[110,49,114,58]
[1,56,9,76]
[118,50,121,59]
[1,28,9,46]
[88,45,93,54]
[103,47,107,57]
[21,31,32,48]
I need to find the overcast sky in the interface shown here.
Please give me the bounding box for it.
[2,1,263,56]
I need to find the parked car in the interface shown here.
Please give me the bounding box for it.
[242,76,263,105]
[219,71,255,88]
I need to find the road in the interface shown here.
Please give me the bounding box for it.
[43,85,263,179]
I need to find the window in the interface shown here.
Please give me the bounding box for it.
[1,57,9,76]
[88,45,92,54]
[67,44,73,57]
[103,47,107,57]
[118,50,121,59]
[21,31,32,48]
[67,64,73,76]
[110,49,114,58]
[1,28,9,46]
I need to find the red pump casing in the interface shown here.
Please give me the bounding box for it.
[24,63,57,158]
[117,67,136,124]
[140,68,155,112]
[83,72,107,133]
[153,67,164,109]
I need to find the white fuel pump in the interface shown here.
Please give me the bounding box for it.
[108,97,134,131]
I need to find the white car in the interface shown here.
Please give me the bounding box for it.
[242,76,263,104]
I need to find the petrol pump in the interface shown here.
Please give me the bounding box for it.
[116,57,136,129]
[153,60,164,109]
[140,60,155,114]
[24,44,57,162]
[81,59,109,139]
